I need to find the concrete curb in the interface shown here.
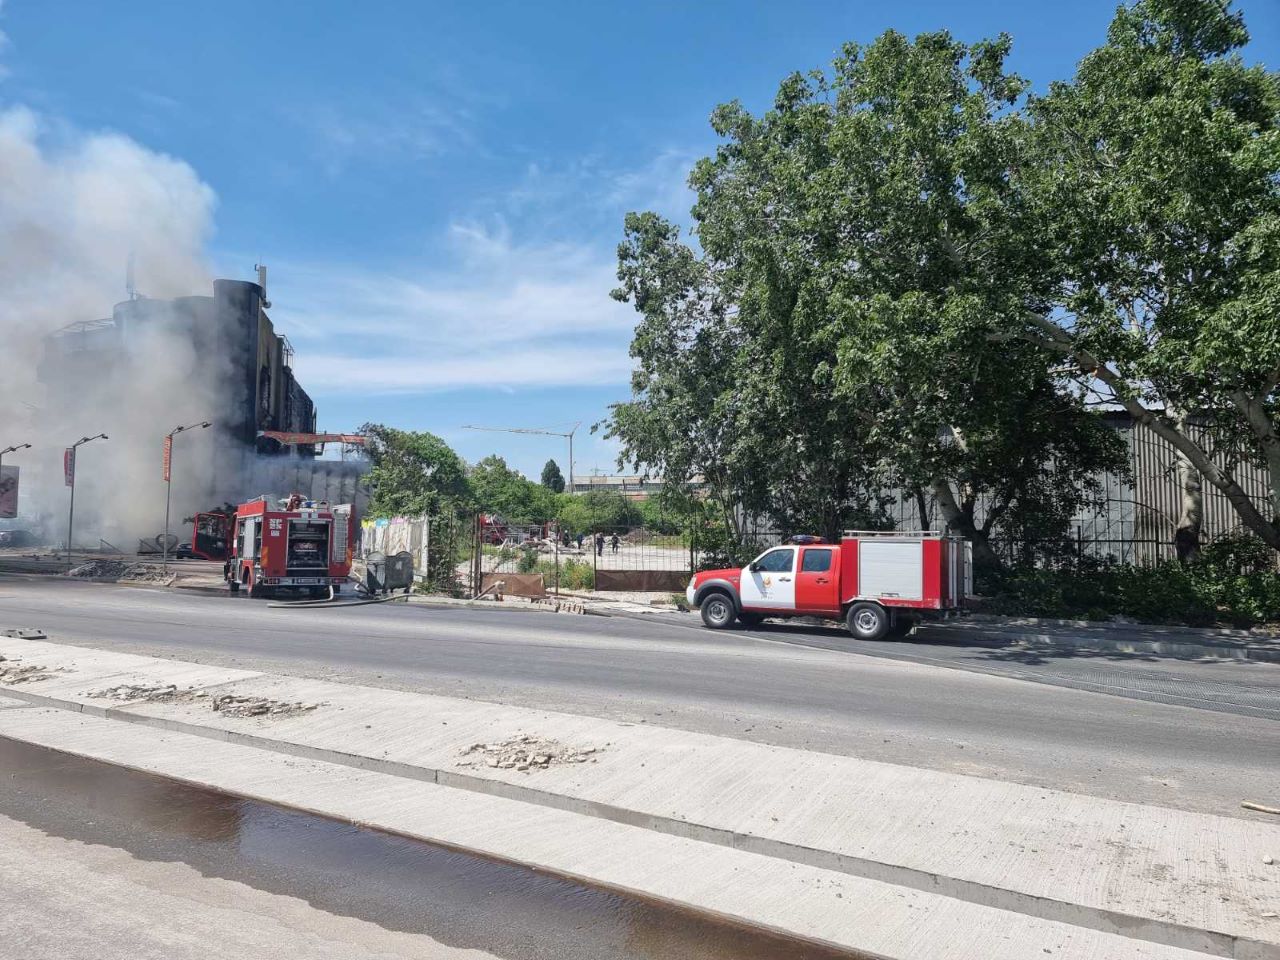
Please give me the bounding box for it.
[1,675,1273,960]
[919,624,1280,663]
[406,596,592,616]
[966,613,1280,641]
[0,699,1221,960]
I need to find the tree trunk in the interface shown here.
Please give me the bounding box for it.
[930,478,1002,570]
[1012,315,1280,552]
[1170,408,1203,564]
[913,487,933,530]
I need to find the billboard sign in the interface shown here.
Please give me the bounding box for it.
[64,447,75,487]
[0,465,17,519]
[163,435,172,482]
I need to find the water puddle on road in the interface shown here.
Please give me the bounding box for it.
[0,736,862,960]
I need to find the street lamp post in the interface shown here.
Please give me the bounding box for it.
[0,443,32,520]
[66,434,108,569]
[163,421,212,573]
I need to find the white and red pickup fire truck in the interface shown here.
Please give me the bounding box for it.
[686,531,973,640]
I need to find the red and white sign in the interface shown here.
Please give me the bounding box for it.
[63,447,76,487]
[0,465,18,519]
[163,435,173,482]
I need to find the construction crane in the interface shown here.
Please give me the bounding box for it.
[462,423,581,492]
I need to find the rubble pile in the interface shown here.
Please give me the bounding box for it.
[90,683,203,704]
[211,693,321,719]
[0,655,62,685]
[90,682,321,719]
[66,560,171,583]
[67,559,129,579]
[456,734,602,772]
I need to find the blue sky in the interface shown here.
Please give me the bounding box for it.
[2,0,1276,479]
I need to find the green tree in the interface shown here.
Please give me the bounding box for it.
[1012,0,1280,557]
[556,489,641,532]
[609,212,761,548]
[613,30,1126,566]
[470,455,556,523]
[360,424,471,518]
[539,459,566,493]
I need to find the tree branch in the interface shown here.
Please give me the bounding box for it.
[1009,312,1280,546]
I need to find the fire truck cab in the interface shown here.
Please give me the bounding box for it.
[225,495,354,599]
[686,531,973,640]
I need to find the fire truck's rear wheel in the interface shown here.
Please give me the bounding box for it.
[699,593,736,629]
[847,602,889,641]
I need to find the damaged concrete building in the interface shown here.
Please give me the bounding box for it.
[29,269,367,545]
[41,271,319,456]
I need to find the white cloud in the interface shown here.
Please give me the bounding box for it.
[604,147,701,224]
[300,345,633,393]
[262,144,706,397]
[268,219,639,395]
[299,97,479,176]
[496,148,700,236]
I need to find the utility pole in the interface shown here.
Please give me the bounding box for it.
[461,423,581,493]
[163,421,212,573]
[0,443,32,520]
[66,434,108,569]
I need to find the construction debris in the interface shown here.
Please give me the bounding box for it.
[90,683,204,704]
[66,560,172,583]
[456,734,602,772]
[88,683,322,719]
[0,655,64,685]
[211,693,321,719]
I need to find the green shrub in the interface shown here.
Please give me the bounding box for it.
[533,557,594,591]
[517,544,539,574]
[978,544,1280,627]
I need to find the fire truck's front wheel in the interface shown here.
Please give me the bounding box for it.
[245,570,267,599]
[699,592,736,629]
[846,602,889,641]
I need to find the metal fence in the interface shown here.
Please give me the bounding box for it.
[359,511,479,596]
[362,415,1276,594]
[476,524,698,594]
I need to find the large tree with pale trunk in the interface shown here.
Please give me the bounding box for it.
[1010,0,1280,560]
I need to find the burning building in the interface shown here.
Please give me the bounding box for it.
[40,268,318,456]
[19,267,367,549]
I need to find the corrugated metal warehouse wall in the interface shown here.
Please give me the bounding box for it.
[881,414,1273,565]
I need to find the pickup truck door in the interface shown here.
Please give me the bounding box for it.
[795,546,840,614]
[738,547,797,610]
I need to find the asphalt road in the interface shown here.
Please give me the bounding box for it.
[2,576,1277,819]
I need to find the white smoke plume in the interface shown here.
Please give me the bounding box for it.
[0,105,223,547]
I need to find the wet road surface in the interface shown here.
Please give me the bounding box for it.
[0,735,861,960]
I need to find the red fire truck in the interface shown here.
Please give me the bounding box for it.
[686,531,973,640]
[223,495,355,599]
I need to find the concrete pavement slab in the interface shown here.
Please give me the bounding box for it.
[0,699,1227,960]
[1,637,1278,958]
